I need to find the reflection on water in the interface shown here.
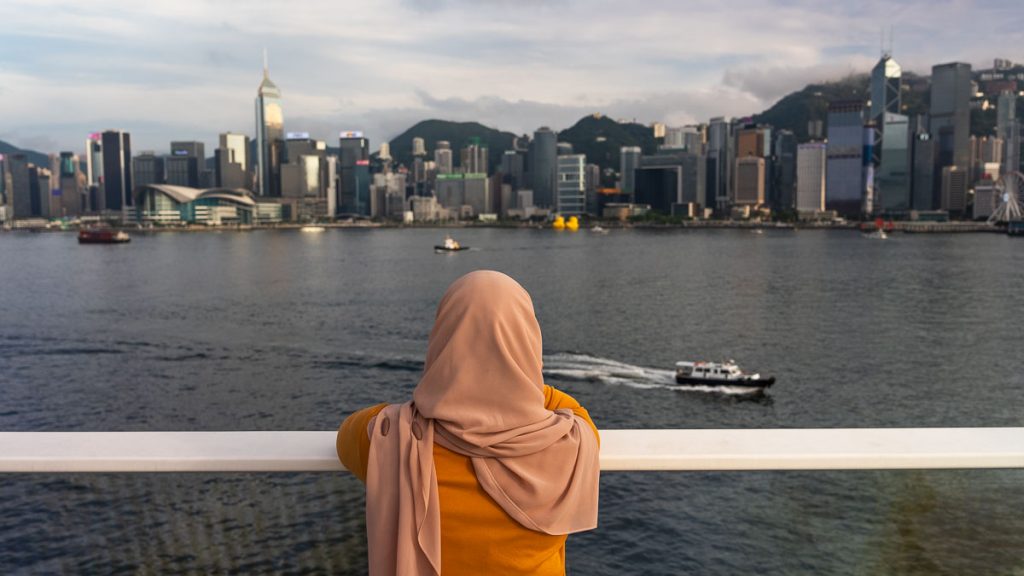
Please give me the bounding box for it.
[1,228,1023,574]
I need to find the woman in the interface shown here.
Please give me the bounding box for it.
[337,270,600,575]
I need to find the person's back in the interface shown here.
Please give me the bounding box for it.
[338,386,597,574]
[336,270,601,575]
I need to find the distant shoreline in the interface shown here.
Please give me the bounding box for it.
[3,220,1005,235]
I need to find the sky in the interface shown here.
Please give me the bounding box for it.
[1,0,1022,155]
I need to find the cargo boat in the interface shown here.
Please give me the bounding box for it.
[78,229,131,244]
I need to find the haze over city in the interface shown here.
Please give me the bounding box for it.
[3,0,1022,153]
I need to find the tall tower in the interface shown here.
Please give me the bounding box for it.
[100,130,132,215]
[530,127,557,208]
[255,52,284,196]
[870,54,902,124]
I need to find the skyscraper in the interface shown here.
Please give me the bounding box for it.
[217,132,251,189]
[796,143,826,213]
[167,141,205,188]
[530,127,557,208]
[930,62,972,206]
[773,130,797,211]
[825,101,864,216]
[707,117,732,212]
[338,131,370,216]
[460,138,488,174]
[556,154,586,216]
[434,141,453,174]
[133,152,166,188]
[997,91,1019,175]
[734,157,765,206]
[100,130,132,214]
[619,146,641,200]
[57,151,85,217]
[255,58,284,196]
[877,113,911,212]
[412,137,426,157]
[870,54,902,124]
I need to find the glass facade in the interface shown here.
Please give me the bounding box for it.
[556,154,586,216]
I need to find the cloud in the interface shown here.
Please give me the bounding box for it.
[1,0,1022,154]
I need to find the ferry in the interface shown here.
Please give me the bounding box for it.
[78,229,130,244]
[674,360,775,390]
[434,235,469,253]
[300,225,326,233]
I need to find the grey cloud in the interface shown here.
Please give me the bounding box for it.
[721,61,873,103]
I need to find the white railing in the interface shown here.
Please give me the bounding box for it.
[2,429,1023,473]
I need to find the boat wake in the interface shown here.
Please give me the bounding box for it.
[542,353,764,395]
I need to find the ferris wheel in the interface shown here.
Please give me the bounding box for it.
[987,171,1024,224]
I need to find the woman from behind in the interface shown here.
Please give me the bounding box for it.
[337,270,600,575]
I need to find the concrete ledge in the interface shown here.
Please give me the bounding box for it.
[1,429,1022,473]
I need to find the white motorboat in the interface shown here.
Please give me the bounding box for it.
[674,360,775,390]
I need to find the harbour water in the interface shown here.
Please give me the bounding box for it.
[1,228,1023,574]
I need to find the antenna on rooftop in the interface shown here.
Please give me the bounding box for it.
[263,48,269,76]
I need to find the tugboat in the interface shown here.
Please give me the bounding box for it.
[434,235,469,253]
[78,229,131,244]
[674,360,775,390]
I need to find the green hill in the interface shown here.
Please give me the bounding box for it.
[556,114,657,171]
[388,119,516,172]
[0,140,50,167]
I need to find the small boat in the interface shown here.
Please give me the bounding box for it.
[590,225,609,234]
[78,229,130,244]
[863,229,888,240]
[300,225,326,233]
[674,360,775,390]
[434,235,469,253]
[751,228,764,235]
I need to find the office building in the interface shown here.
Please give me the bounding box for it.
[796,143,826,213]
[773,130,797,211]
[133,153,166,188]
[435,173,489,216]
[500,150,526,190]
[85,134,103,188]
[931,63,972,181]
[870,54,902,124]
[461,138,488,174]
[912,133,937,210]
[941,165,968,215]
[412,137,426,157]
[707,117,732,211]
[619,146,642,200]
[877,113,911,212]
[217,132,251,190]
[434,141,453,174]
[530,127,557,208]
[56,152,85,217]
[100,130,132,214]
[556,154,586,216]
[338,131,370,215]
[255,61,284,196]
[7,155,36,219]
[585,163,601,216]
[635,151,705,213]
[734,157,766,206]
[825,101,864,216]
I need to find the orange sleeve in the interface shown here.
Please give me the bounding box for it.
[336,403,388,483]
[544,385,599,446]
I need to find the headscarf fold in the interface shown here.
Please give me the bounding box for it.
[365,270,600,575]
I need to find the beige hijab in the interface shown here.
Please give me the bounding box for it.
[365,270,600,575]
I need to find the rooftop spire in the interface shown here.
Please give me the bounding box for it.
[263,47,269,77]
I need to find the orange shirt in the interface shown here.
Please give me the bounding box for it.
[337,386,599,576]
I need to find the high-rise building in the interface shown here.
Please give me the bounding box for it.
[996,91,1019,174]
[796,143,826,213]
[870,54,902,124]
[877,113,911,212]
[255,60,284,196]
[338,131,370,216]
[57,152,85,217]
[412,137,426,157]
[584,163,601,216]
[556,154,586,216]
[635,151,705,213]
[133,152,166,188]
[85,133,103,188]
[619,146,642,200]
[773,130,797,211]
[912,133,937,210]
[217,132,251,190]
[707,117,732,211]
[7,155,35,219]
[930,63,972,183]
[500,150,526,190]
[434,141,453,174]
[734,157,765,206]
[460,138,488,174]
[166,141,204,188]
[941,165,968,215]
[100,130,132,214]
[530,127,557,208]
[825,101,864,216]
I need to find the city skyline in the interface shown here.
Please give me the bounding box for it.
[2,0,1022,154]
